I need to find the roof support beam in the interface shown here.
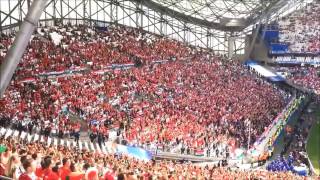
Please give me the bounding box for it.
[129,0,284,31]
[0,0,49,97]
[130,0,244,31]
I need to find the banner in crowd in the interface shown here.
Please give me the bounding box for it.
[250,95,304,156]
[273,56,320,65]
[18,77,37,84]
[103,142,152,161]
[111,63,135,69]
[18,60,171,83]
[116,144,152,161]
[245,60,285,82]
[38,67,87,76]
[92,69,110,75]
[195,149,205,156]
[267,96,303,147]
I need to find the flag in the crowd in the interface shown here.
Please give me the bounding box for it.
[92,70,106,75]
[33,134,39,142]
[19,77,36,83]
[60,139,64,146]
[73,141,77,148]
[79,142,83,150]
[48,137,52,146]
[54,138,58,146]
[40,136,45,143]
[13,130,19,137]
[0,145,7,153]
[101,144,107,154]
[195,149,204,156]
[66,140,70,148]
[27,133,32,142]
[0,128,6,136]
[84,142,89,150]
[5,129,13,139]
[20,132,27,139]
[89,143,95,152]
[95,143,101,153]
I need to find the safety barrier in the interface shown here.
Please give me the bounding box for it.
[0,176,13,180]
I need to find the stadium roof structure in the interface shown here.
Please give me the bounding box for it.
[0,0,309,57]
[133,0,282,31]
[151,0,265,21]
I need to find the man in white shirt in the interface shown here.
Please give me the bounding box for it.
[18,159,37,180]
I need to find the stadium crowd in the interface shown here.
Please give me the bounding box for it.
[0,136,308,180]
[0,0,320,175]
[276,66,320,94]
[0,24,290,156]
[0,24,190,78]
[278,0,320,53]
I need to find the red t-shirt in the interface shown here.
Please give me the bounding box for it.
[45,172,59,180]
[36,168,58,180]
[67,172,84,180]
[18,173,32,180]
[35,167,43,178]
[59,166,71,180]
[104,172,115,180]
[0,163,5,176]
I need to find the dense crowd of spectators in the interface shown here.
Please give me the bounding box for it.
[0,24,290,157]
[0,24,191,78]
[275,66,320,94]
[278,0,320,53]
[0,136,308,180]
[267,155,296,173]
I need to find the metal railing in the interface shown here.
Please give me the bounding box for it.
[0,175,13,180]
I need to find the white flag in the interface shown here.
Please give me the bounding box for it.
[60,139,64,146]
[40,136,45,143]
[84,142,89,150]
[20,131,27,139]
[27,134,33,142]
[101,144,107,154]
[5,129,13,139]
[33,134,39,142]
[47,137,52,146]
[89,143,95,152]
[79,141,83,150]
[95,143,101,153]
[72,141,77,148]
[54,138,58,146]
[13,130,19,137]
[0,128,5,135]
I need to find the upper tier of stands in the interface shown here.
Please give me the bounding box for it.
[275,66,320,95]
[0,24,192,78]
[259,0,320,56]
[278,1,320,54]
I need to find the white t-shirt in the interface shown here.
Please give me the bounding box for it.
[14,165,25,179]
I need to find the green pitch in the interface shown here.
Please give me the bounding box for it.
[307,109,320,175]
